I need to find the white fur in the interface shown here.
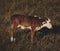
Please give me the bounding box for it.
[11,36,14,42]
[41,19,52,29]
[48,18,51,22]
[46,22,52,29]
[42,22,46,24]
[17,25,32,30]
[35,18,52,31]
[10,36,15,42]
[27,26,32,30]
[21,26,26,29]
[17,24,21,28]
[21,26,32,30]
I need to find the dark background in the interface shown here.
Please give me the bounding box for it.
[0,0,60,51]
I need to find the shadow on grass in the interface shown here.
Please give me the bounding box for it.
[14,25,60,42]
[0,25,60,51]
[40,25,60,34]
[35,25,60,39]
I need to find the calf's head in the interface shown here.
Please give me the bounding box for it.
[41,18,52,29]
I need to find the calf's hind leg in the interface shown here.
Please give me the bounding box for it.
[9,23,17,42]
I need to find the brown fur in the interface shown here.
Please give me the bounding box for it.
[9,14,48,42]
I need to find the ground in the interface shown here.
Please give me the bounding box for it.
[0,0,60,51]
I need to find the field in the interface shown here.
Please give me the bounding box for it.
[0,0,60,51]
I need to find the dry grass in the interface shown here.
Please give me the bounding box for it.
[0,0,60,51]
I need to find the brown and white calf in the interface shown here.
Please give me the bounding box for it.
[8,14,52,42]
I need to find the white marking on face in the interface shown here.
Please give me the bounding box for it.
[48,18,51,22]
[46,21,52,29]
[41,19,52,29]
[35,18,52,31]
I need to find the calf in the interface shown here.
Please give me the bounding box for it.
[8,14,52,42]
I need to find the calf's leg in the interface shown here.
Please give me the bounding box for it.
[31,30,35,42]
[9,23,17,42]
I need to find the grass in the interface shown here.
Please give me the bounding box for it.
[0,0,60,51]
